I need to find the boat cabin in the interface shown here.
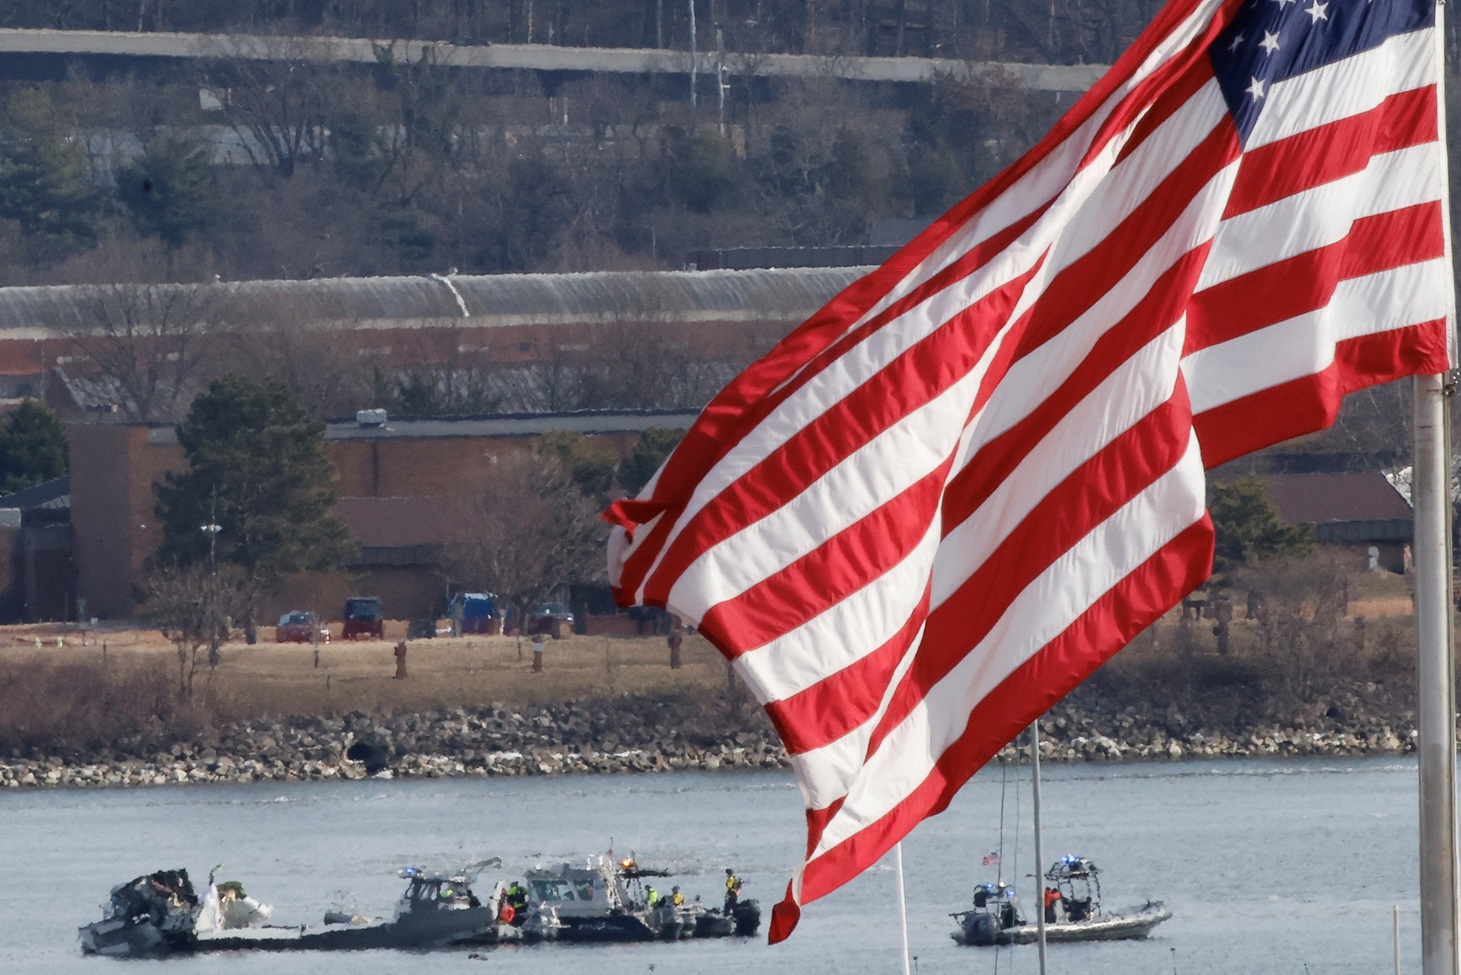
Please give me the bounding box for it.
[523,857,631,918]
[392,866,483,921]
[1044,856,1103,923]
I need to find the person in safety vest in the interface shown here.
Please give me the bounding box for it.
[671,886,684,906]
[504,881,528,925]
[646,885,660,908]
[1044,886,1062,924]
[724,868,742,913]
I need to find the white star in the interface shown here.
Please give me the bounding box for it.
[1275,0,1298,6]
[1260,30,1281,54]
[1306,1,1329,23]
[1228,32,1246,51]
[1246,76,1267,100]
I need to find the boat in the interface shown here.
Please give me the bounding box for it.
[951,856,1171,946]
[79,860,521,955]
[523,854,760,942]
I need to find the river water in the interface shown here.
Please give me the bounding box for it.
[0,756,1424,975]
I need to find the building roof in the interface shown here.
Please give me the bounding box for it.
[0,475,70,511]
[1262,471,1412,524]
[0,267,867,338]
[135,408,702,445]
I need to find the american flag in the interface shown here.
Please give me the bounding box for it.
[606,0,1450,943]
[982,851,1001,867]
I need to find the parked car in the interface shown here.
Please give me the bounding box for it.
[531,601,574,637]
[448,592,498,635]
[276,610,329,644]
[341,596,384,639]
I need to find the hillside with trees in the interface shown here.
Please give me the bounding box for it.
[0,0,1170,286]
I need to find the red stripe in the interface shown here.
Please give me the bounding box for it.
[792,518,1214,909]
[1194,319,1450,467]
[1188,202,1445,353]
[632,263,1041,609]
[1003,116,1236,364]
[615,236,1045,604]
[759,584,932,757]
[698,472,946,656]
[865,395,1197,758]
[1223,85,1438,219]
[951,247,1209,523]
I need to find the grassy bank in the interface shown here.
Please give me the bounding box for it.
[0,568,1426,762]
[0,628,741,758]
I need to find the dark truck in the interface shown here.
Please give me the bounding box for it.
[341,596,384,639]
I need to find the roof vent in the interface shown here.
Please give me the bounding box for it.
[356,409,388,428]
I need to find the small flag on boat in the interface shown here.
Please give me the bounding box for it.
[982,851,1001,867]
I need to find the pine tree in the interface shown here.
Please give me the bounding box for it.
[0,399,68,495]
[153,376,354,591]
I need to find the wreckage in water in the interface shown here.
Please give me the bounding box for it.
[79,861,522,956]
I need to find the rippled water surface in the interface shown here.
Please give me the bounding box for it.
[0,756,1425,974]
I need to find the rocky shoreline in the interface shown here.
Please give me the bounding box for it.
[0,680,1421,789]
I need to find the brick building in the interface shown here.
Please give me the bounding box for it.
[68,410,699,623]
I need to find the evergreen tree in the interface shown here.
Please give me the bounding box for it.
[153,376,354,591]
[0,399,69,494]
[0,88,99,265]
[618,427,684,497]
[115,134,222,249]
[1208,475,1313,577]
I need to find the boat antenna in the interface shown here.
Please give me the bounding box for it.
[1171,946,1178,975]
[995,756,1008,885]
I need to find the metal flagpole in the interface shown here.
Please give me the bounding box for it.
[1030,719,1048,975]
[1416,4,1461,974]
[894,842,912,975]
[1414,372,1459,975]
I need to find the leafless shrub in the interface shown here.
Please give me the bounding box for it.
[145,563,254,699]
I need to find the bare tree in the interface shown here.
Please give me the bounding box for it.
[441,448,607,631]
[147,562,251,699]
[1237,551,1357,701]
[194,36,348,178]
[63,273,239,422]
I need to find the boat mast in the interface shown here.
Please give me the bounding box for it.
[1030,718,1048,975]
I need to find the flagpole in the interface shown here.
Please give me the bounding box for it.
[1030,719,1048,975]
[893,842,912,975]
[1414,372,1459,975]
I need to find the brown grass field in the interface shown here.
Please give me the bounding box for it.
[0,623,732,719]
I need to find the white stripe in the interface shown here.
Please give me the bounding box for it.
[1198,142,1442,290]
[730,521,939,705]
[806,434,1207,855]
[664,347,991,623]
[1185,258,1451,414]
[1245,27,1437,151]
[784,624,924,812]
[975,158,1237,448]
[785,333,1187,811]
[935,324,1187,609]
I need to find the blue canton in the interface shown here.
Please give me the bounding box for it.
[1209,0,1434,141]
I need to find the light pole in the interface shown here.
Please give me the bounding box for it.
[201,522,221,574]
